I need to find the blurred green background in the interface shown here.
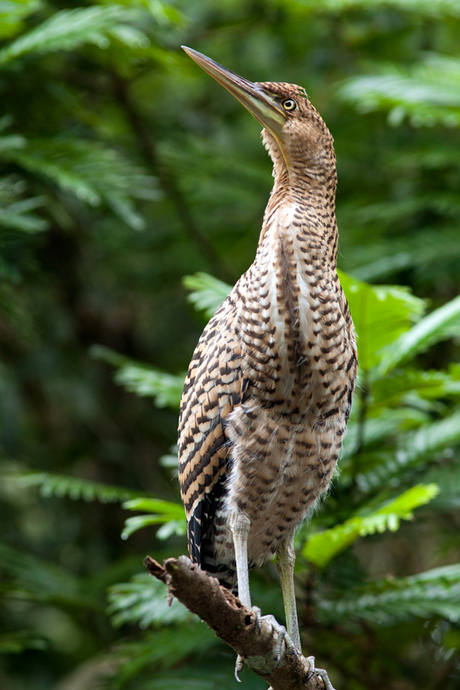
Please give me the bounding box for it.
[2,1,460,689]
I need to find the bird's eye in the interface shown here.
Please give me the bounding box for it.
[282,99,297,111]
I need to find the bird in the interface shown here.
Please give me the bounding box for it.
[178,46,357,672]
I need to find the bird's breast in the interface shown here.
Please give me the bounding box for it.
[234,207,354,419]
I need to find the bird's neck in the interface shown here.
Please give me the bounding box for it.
[261,162,339,268]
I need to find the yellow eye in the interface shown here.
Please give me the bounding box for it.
[282,99,297,111]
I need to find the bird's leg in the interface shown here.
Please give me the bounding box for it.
[230,512,258,681]
[230,512,252,610]
[276,534,301,652]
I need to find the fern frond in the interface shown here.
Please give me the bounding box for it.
[15,471,144,503]
[0,630,47,654]
[339,271,426,372]
[114,366,184,408]
[299,0,460,18]
[3,137,159,229]
[92,345,184,409]
[303,484,439,567]
[0,541,97,607]
[0,176,48,232]
[338,52,460,127]
[376,294,460,378]
[0,5,144,66]
[107,573,191,628]
[318,562,460,625]
[357,410,460,491]
[371,368,460,409]
[0,1,43,42]
[121,498,186,540]
[183,272,232,319]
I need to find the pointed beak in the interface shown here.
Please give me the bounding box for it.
[182,46,286,136]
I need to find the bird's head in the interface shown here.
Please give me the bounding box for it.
[182,47,336,179]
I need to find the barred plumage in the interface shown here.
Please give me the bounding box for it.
[178,47,357,656]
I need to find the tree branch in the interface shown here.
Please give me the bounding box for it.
[144,555,333,690]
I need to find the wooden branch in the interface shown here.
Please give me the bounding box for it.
[144,555,333,690]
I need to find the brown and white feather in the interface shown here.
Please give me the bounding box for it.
[178,80,357,590]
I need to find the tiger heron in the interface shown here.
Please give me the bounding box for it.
[178,47,357,684]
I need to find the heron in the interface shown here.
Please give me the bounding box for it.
[178,46,357,683]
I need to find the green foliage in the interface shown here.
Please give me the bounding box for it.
[338,271,426,372]
[121,497,186,539]
[0,5,145,66]
[304,484,439,567]
[183,272,231,320]
[15,471,144,503]
[107,573,191,628]
[319,563,460,625]
[339,53,460,128]
[377,294,460,377]
[92,345,184,409]
[2,1,460,689]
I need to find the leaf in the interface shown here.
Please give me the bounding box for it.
[0,0,42,41]
[0,177,48,232]
[337,53,460,127]
[0,541,98,608]
[297,0,460,19]
[338,271,426,371]
[15,471,144,503]
[121,498,186,540]
[114,365,184,409]
[356,410,460,491]
[4,137,158,229]
[0,5,143,66]
[318,562,460,625]
[303,484,439,568]
[91,345,184,409]
[376,294,460,378]
[183,272,231,319]
[371,367,460,409]
[0,630,47,654]
[107,573,191,628]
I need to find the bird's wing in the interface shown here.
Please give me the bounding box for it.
[178,305,247,566]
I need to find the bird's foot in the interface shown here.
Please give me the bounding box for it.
[235,611,299,681]
[305,656,336,690]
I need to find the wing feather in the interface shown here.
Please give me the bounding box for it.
[178,303,246,566]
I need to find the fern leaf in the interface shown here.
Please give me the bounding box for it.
[303,484,439,567]
[338,271,425,372]
[15,471,144,503]
[0,541,97,608]
[0,630,47,654]
[121,498,186,540]
[107,574,191,628]
[338,52,460,127]
[92,345,184,409]
[318,562,460,625]
[183,272,232,319]
[4,138,158,229]
[0,0,42,41]
[299,0,460,19]
[376,294,460,378]
[0,6,142,66]
[357,410,460,491]
[0,176,48,232]
[371,367,460,409]
[114,366,184,409]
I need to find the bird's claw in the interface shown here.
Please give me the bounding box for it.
[234,654,244,682]
[305,656,336,690]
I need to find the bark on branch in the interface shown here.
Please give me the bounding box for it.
[144,555,332,690]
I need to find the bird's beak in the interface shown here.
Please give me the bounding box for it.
[182,46,286,136]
